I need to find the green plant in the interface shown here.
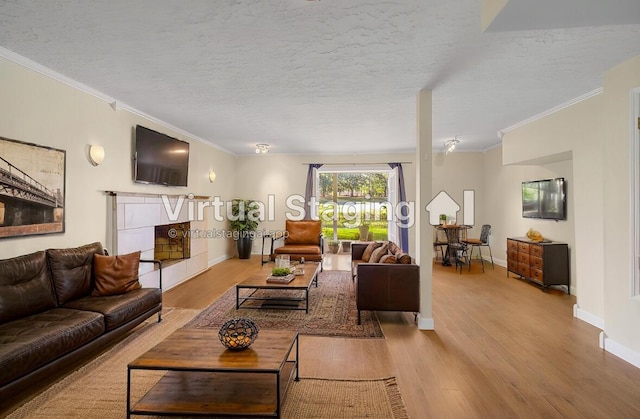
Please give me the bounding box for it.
[271,267,291,276]
[229,199,260,234]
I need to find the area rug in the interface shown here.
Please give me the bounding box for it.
[7,307,407,419]
[185,270,384,338]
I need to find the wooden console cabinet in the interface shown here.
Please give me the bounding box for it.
[506,237,569,293]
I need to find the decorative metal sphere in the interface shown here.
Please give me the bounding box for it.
[218,318,260,350]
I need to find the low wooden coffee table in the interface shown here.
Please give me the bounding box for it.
[236,262,320,313]
[127,328,299,418]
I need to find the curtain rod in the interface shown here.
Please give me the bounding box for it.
[301,161,412,165]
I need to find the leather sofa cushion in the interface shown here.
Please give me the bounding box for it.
[0,308,104,386]
[92,251,141,296]
[273,244,322,255]
[285,220,321,245]
[361,242,383,262]
[47,242,104,305]
[0,251,57,324]
[65,288,162,331]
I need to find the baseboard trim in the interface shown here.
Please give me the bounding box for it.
[209,254,232,267]
[573,304,605,329]
[600,332,640,369]
[418,316,435,330]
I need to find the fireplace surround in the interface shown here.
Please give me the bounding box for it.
[107,192,209,290]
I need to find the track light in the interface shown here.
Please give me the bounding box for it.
[444,138,460,154]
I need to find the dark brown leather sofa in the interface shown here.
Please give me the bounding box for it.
[0,242,162,411]
[351,242,420,324]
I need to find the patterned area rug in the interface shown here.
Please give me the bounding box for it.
[185,270,384,338]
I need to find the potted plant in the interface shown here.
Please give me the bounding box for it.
[328,240,340,254]
[358,223,370,241]
[229,199,260,259]
[439,214,447,226]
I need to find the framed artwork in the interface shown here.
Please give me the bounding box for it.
[0,136,66,238]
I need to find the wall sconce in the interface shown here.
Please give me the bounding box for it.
[255,143,270,154]
[209,170,217,183]
[88,145,105,166]
[444,137,460,155]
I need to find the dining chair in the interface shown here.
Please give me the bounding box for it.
[433,228,447,261]
[463,224,494,272]
[443,226,468,273]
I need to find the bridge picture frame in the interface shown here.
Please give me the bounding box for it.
[0,136,66,238]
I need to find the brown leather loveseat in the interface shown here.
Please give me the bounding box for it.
[0,242,162,409]
[351,242,420,324]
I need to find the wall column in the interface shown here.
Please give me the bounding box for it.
[417,89,434,330]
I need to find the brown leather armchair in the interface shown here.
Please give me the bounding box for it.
[271,220,324,269]
[352,243,420,324]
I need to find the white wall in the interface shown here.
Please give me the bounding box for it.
[483,146,576,292]
[432,151,486,240]
[501,93,600,318]
[234,153,417,255]
[601,55,640,360]
[501,53,640,365]
[0,56,236,265]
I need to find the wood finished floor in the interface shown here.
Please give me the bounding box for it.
[164,254,640,418]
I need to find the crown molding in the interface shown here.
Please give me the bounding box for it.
[0,46,234,155]
[498,87,603,138]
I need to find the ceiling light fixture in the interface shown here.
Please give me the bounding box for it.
[444,137,460,154]
[255,143,270,154]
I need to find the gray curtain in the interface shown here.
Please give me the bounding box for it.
[304,164,323,219]
[388,163,409,252]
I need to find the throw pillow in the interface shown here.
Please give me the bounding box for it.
[92,251,142,296]
[387,241,401,256]
[369,243,389,263]
[395,253,412,264]
[361,242,383,262]
[379,254,397,264]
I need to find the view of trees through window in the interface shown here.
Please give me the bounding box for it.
[318,172,390,243]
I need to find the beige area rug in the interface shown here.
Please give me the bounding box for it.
[185,270,385,338]
[8,307,408,419]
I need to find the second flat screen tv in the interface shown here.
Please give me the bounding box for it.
[522,178,566,220]
[134,125,189,187]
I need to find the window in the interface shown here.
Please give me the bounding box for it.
[317,168,393,243]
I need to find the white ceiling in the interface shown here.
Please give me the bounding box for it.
[0,0,638,155]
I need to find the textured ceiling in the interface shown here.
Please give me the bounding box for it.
[0,0,638,154]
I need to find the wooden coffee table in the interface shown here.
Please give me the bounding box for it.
[236,262,320,313]
[127,328,299,418]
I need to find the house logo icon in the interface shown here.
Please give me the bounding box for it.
[425,190,475,226]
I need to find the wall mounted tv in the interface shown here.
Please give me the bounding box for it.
[133,125,189,187]
[522,178,566,220]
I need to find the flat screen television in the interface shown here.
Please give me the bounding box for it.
[522,178,566,220]
[133,125,189,187]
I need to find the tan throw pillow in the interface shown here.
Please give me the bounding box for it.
[395,253,412,264]
[369,243,389,263]
[92,251,142,296]
[388,241,401,256]
[361,242,383,262]
[379,254,397,264]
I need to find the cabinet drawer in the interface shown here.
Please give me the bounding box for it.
[518,242,530,253]
[530,245,543,258]
[518,253,530,265]
[507,240,519,251]
[507,249,518,261]
[507,260,518,273]
[531,268,544,282]
[518,263,530,277]
[530,256,543,270]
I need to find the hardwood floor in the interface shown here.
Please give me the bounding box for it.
[164,254,640,418]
